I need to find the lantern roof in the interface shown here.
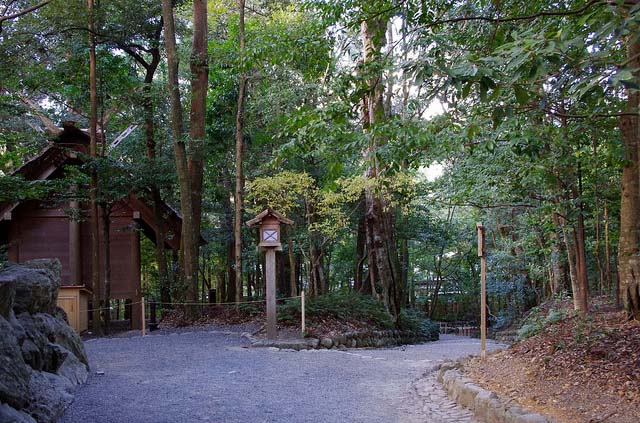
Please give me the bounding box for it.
[246,208,293,227]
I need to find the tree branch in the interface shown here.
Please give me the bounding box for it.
[14,92,61,135]
[0,0,52,34]
[427,0,605,27]
[541,107,637,120]
[445,201,537,209]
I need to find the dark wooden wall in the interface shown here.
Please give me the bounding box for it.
[8,200,141,300]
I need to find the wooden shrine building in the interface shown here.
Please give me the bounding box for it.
[0,123,187,332]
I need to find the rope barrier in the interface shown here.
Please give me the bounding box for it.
[75,291,307,338]
[77,295,303,314]
[79,301,142,314]
[151,295,303,307]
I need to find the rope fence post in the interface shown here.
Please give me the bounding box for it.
[301,290,306,335]
[141,296,146,337]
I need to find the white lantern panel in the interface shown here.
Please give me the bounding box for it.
[263,229,278,242]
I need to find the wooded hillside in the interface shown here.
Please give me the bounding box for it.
[1,0,639,333]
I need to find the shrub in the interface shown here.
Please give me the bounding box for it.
[397,308,440,339]
[516,306,569,341]
[277,291,394,328]
[278,291,439,339]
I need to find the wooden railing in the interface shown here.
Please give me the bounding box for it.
[438,321,479,337]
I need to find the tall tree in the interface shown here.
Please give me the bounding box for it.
[188,0,209,306]
[87,0,102,335]
[234,0,247,304]
[160,0,198,312]
[361,10,402,320]
[100,1,171,305]
[618,7,640,319]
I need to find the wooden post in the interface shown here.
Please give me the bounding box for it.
[141,296,146,337]
[247,209,293,340]
[301,290,306,335]
[477,223,487,360]
[265,248,277,339]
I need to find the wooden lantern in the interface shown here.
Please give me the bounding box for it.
[246,208,293,251]
[246,208,293,340]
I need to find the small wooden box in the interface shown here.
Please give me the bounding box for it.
[57,286,91,333]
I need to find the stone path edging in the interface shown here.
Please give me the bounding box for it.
[413,365,480,422]
[248,329,436,350]
[436,362,554,423]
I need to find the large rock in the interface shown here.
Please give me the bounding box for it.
[16,312,88,369]
[56,348,88,385]
[0,403,37,423]
[0,317,31,410]
[0,260,89,423]
[0,260,61,315]
[22,372,74,423]
[0,276,15,319]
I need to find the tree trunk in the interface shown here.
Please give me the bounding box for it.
[234,0,248,305]
[100,204,111,334]
[549,215,562,295]
[570,166,589,314]
[604,205,612,296]
[560,216,578,304]
[618,30,640,319]
[560,211,588,316]
[364,216,378,297]
[286,226,296,297]
[399,216,409,306]
[216,270,226,304]
[593,135,605,294]
[161,0,198,316]
[226,242,236,303]
[361,16,402,321]
[305,200,326,295]
[140,46,170,305]
[88,0,102,335]
[354,213,366,292]
[573,209,589,314]
[187,0,208,310]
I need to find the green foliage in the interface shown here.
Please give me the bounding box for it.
[278,291,439,337]
[516,304,570,341]
[1,0,634,327]
[397,308,440,338]
[0,176,58,203]
[238,303,263,317]
[278,291,395,329]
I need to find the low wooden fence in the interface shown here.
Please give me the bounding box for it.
[438,321,479,337]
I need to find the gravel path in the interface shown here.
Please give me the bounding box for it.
[59,330,503,423]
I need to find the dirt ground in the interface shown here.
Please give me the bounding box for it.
[464,301,640,423]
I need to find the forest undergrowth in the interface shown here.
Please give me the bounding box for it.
[465,297,640,423]
[157,292,439,339]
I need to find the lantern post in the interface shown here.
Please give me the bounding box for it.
[247,208,293,340]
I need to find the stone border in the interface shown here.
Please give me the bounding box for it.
[250,329,438,350]
[436,362,554,423]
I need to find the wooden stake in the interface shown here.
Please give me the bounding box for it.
[141,296,146,337]
[477,223,486,360]
[301,290,306,335]
[265,248,277,339]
